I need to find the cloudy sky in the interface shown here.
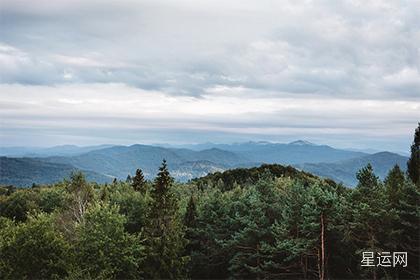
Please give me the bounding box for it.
[0,0,419,152]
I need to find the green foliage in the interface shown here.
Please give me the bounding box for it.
[184,195,197,228]
[384,165,405,206]
[37,186,66,213]
[192,163,320,191]
[0,186,16,196]
[392,179,420,278]
[348,165,399,279]
[65,171,94,224]
[225,178,284,279]
[407,123,420,185]
[74,202,144,279]
[0,214,70,279]
[107,181,149,233]
[143,160,188,279]
[356,163,380,190]
[0,189,39,221]
[132,168,147,192]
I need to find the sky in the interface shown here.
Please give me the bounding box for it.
[0,0,419,153]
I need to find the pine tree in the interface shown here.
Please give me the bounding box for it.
[407,123,420,186]
[356,164,379,191]
[396,180,420,278]
[132,168,146,193]
[384,165,405,207]
[149,160,174,220]
[183,195,200,277]
[259,180,314,279]
[143,160,187,279]
[184,195,197,228]
[349,165,393,280]
[226,179,281,279]
[188,188,234,279]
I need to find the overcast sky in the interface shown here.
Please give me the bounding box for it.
[0,0,419,152]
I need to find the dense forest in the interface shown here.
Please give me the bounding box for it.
[0,124,419,280]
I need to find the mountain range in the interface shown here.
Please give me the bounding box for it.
[0,141,408,187]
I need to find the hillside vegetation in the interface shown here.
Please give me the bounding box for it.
[0,159,419,278]
[0,157,111,187]
[0,125,418,279]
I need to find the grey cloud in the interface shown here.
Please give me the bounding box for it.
[1,0,419,99]
[0,0,419,150]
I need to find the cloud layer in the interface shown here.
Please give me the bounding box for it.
[0,0,419,151]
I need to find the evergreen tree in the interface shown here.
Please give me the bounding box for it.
[184,195,197,229]
[301,183,346,280]
[143,160,187,279]
[260,180,347,280]
[226,178,283,279]
[395,180,420,278]
[349,165,394,280]
[189,188,234,279]
[132,168,146,192]
[407,123,420,186]
[356,163,379,191]
[183,195,200,277]
[382,165,406,258]
[149,160,174,221]
[384,165,405,207]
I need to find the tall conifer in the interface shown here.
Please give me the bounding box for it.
[407,123,420,186]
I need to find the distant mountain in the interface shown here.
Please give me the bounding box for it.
[180,141,368,164]
[288,140,316,146]
[0,157,112,187]
[42,144,246,180]
[0,145,115,157]
[1,142,406,187]
[296,152,408,187]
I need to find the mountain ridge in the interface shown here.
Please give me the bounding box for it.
[0,142,408,187]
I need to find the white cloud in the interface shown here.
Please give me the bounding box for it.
[0,83,418,147]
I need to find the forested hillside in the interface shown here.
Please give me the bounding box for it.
[0,124,419,279]
[0,157,112,187]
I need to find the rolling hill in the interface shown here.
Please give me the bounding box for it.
[0,157,112,187]
[296,152,408,186]
[191,163,326,191]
